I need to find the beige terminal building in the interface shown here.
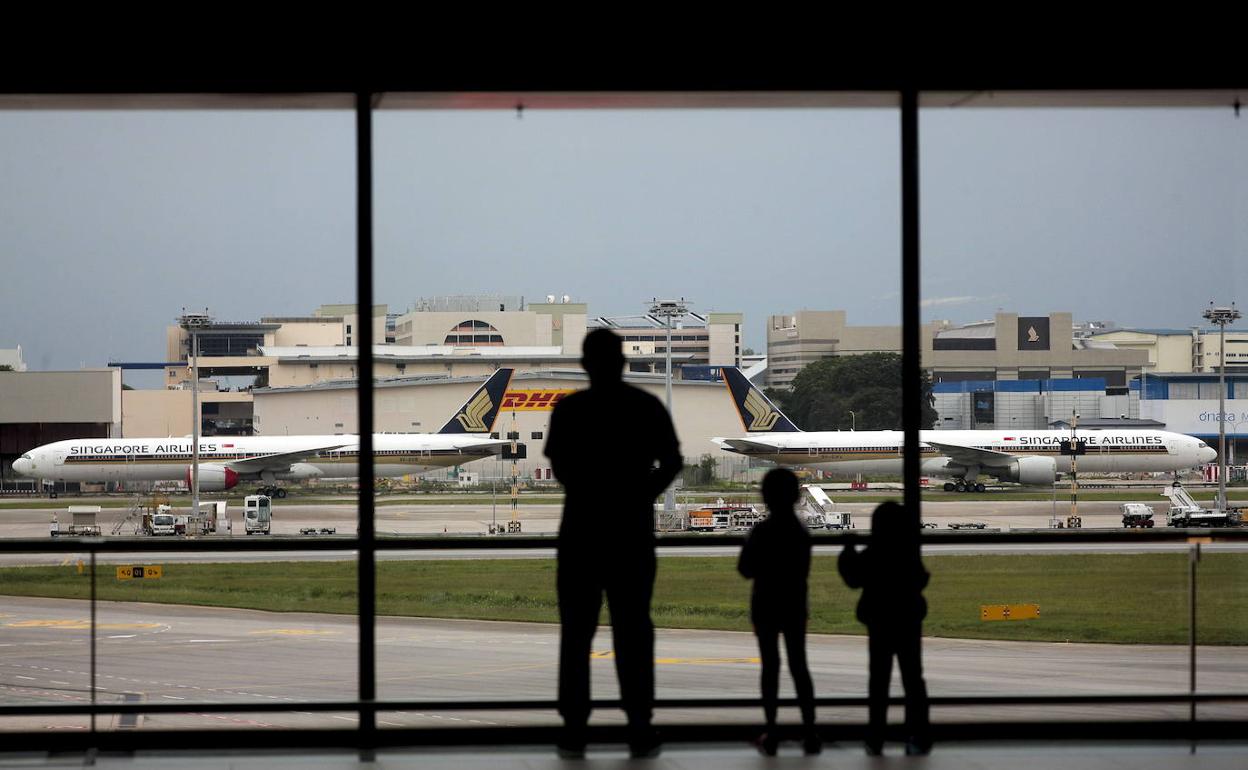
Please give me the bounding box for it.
[118,297,751,479]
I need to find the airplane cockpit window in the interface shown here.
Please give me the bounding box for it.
[20,454,32,460]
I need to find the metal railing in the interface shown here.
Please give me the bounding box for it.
[0,529,1245,752]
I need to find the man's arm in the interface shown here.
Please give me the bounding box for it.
[648,398,682,499]
[737,528,759,579]
[544,402,569,486]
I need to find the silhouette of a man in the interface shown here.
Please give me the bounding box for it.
[838,501,931,756]
[737,468,820,756]
[544,328,682,758]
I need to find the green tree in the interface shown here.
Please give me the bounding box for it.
[777,353,936,431]
[0,365,13,372]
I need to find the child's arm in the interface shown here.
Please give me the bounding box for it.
[838,545,865,588]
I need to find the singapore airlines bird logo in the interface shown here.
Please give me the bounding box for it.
[1027,326,1040,343]
[744,389,781,431]
[456,390,494,432]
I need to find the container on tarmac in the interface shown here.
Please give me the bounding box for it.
[244,495,272,535]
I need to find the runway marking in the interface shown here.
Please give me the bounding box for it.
[591,651,759,665]
[248,629,340,636]
[4,620,162,631]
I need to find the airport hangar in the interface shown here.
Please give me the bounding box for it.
[249,363,758,482]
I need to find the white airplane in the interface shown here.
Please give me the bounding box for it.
[712,367,1217,492]
[12,369,518,497]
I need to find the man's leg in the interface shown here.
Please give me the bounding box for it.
[605,551,657,755]
[557,556,602,744]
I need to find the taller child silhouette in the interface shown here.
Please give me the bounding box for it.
[737,468,820,756]
[544,329,682,759]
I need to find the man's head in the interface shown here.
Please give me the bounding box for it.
[581,328,625,386]
[762,468,800,516]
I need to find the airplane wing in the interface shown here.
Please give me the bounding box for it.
[924,440,1017,468]
[452,439,510,454]
[226,444,351,474]
[718,437,784,453]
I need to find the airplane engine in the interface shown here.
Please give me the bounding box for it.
[998,456,1057,485]
[185,465,239,491]
[275,463,324,481]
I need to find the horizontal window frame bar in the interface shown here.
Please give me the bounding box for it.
[1,721,1245,754]
[3,692,1245,718]
[2,528,1246,554]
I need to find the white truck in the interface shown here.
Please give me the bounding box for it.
[142,505,177,536]
[1162,483,1241,528]
[799,485,854,529]
[243,495,272,535]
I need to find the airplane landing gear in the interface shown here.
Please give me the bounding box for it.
[945,480,987,493]
[254,486,287,499]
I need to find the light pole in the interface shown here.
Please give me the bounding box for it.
[649,298,689,518]
[1202,302,1240,512]
[179,309,211,525]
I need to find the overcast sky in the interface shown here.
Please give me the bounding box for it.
[1,104,1243,382]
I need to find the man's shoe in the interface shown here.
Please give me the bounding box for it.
[557,725,586,759]
[905,738,932,756]
[628,728,662,759]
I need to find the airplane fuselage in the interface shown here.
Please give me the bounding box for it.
[715,429,1215,479]
[12,433,507,488]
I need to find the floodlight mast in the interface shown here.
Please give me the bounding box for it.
[1202,302,1240,512]
[648,298,689,521]
[179,309,212,519]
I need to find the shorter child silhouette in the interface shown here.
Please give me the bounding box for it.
[838,501,931,756]
[738,468,820,756]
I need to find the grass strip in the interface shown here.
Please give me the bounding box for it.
[1,554,1243,645]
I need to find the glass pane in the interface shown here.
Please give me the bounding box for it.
[369,98,902,725]
[0,106,359,731]
[920,101,1245,719]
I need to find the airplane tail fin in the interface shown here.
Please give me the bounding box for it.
[438,369,515,434]
[722,366,800,432]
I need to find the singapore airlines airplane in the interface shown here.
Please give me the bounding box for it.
[12,369,517,497]
[712,367,1216,492]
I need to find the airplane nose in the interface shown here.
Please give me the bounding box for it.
[1202,446,1218,463]
[12,457,32,477]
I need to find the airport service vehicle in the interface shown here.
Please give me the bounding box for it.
[1120,502,1156,528]
[947,521,987,530]
[688,504,764,532]
[50,506,102,537]
[194,501,228,534]
[10,370,516,496]
[1162,483,1241,527]
[142,506,176,536]
[244,495,272,535]
[712,367,1217,493]
[798,485,854,529]
[300,527,337,535]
